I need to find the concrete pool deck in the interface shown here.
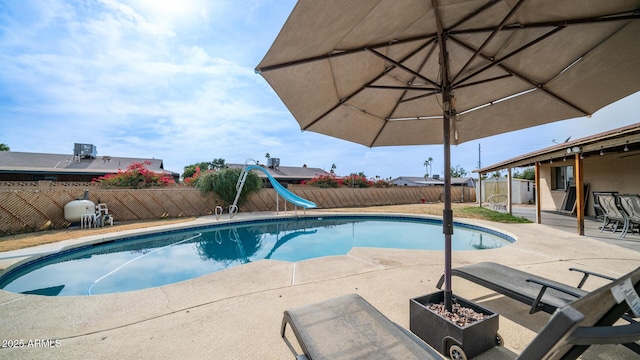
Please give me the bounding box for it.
[1,207,639,359]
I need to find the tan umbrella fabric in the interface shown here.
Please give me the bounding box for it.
[256,0,640,310]
[257,0,640,147]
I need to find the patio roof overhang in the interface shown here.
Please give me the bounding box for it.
[474,122,640,174]
[473,122,640,236]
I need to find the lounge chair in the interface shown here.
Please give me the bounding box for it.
[594,192,626,233]
[517,265,640,359]
[591,191,618,221]
[281,293,441,359]
[281,266,640,359]
[437,262,640,355]
[435,262,615,315]
[618,194,640,238]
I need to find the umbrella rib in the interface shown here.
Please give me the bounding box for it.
[451,0,527,85]
[450,26,563,88]
[369,41,440,147]
[255,11,639,74]
[450,31,589,116]
[398,90,441,104]
[302,38,438,132]
[366,85,438,91]
[303,40,440,133]
[366,46,438,87]
[256,34,436,73]
[451,11,640,36]
[454,74,513,90]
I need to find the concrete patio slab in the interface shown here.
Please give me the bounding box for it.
[0,208,638,359]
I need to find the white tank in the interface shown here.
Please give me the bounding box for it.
[64,200,96,222]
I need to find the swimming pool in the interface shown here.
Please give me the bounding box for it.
[0,215,514,296]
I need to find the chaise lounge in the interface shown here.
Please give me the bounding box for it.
[281,266,640,359]
[435,261,615,315]
[436,261,639,354]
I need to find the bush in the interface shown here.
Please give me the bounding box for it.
[301,174,342,188]
[303,173,394,188]
[93,161,175,188]
[197,168,262,207]
[342,174,372,188]
[183,166,202,186]
[372,179,393,188]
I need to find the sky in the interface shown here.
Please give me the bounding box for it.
[1,0,638,180]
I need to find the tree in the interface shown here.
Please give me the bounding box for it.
[183,162,211,179]
[450,165,467,178]
[182,158,227,179]
[514,167,535,180]
[423,157,433,177]
[0,143,9,151]
[265,153,270,159]
[211,158,226,170]
[330,163,336,174]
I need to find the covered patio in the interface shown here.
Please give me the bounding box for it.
[476,123,640,235]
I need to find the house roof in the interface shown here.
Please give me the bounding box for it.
[226,164,331,180]
[0,151,174,176]
[474,123,640,173]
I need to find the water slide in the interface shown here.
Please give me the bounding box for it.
[245,165,317,209]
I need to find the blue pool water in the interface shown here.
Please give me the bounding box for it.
[0,215,513,296]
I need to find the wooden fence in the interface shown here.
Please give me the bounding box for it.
[0,186,475,236]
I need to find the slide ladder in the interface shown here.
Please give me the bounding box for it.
[228,159,316,218]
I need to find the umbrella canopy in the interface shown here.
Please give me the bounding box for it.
[256,0,640,309]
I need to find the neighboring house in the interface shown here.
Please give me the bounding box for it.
[0,143,179,184]
[475,123,640,217]
[392,176,476,188]
[227,159,331,187]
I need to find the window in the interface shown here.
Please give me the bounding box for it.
[552,165,573,190]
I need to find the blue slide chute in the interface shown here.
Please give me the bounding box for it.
[245,165,317,209]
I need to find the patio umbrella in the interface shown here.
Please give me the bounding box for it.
[255,0,640,310]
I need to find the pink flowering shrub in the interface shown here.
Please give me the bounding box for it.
[301,174,343,188]
[303,173,393,188]
[183,166,202,186]
[93,161,175,188]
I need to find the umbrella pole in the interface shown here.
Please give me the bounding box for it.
[442,109,453,312]
[433,0,454,312]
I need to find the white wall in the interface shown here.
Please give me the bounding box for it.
[478,178,534,204]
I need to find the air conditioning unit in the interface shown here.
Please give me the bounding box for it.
[267,158,280,168]
[74,143,97,159]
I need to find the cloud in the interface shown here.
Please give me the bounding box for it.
[1,0,637,179]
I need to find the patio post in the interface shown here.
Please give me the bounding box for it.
[575,153,585,235]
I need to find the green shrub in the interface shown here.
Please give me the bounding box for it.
[198,168,262,208]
